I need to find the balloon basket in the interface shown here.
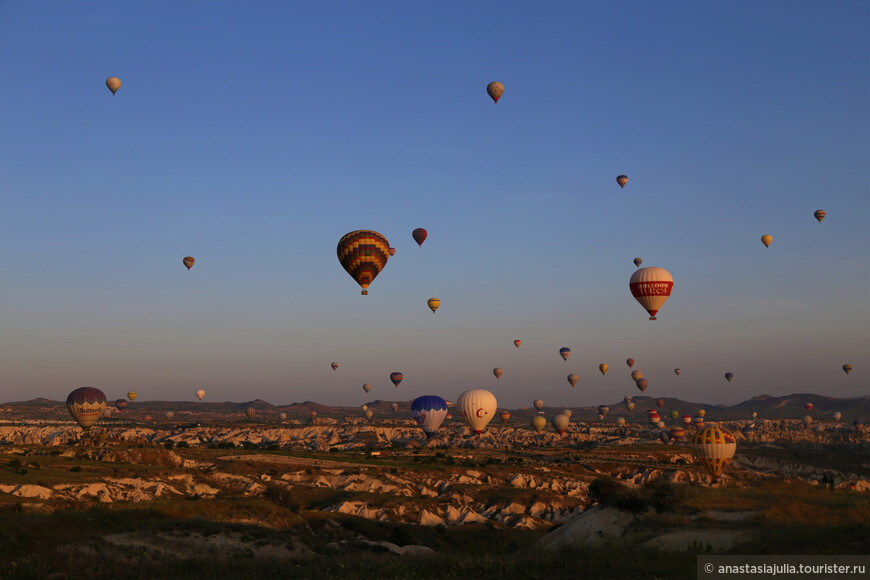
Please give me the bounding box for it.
[649,316,657,320]
[361,290,367,295]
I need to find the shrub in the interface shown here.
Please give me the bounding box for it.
[263,485,301,512]
[176,441,190,449]
[163,441,175,449]
[588,476,623,504]
[70,465,82,473]
[609,487,649,512]
[650,481,691,511]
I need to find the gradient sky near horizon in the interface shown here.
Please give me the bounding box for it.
[1,1,868,408]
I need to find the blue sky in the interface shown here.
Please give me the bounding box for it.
[1,1,868,408]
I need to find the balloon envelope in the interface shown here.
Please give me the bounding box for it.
[761,234,773,248]
[493,367,503,379]
[195,389,205,400]
[656,399,664,409]
[633,257,642,268]
[559,347,571,361]
[674,368,681,376]
[389,247,396,256]
[115,399,128,411]
[245,407,256,419]
[635,378,649,392]
[533,399,544,411]
[631,370,643,381]
[617,175,628,188]
[67,387,107,431]
[486,81,504,103]
[279,412,287,420]
[834,412,842,421]
[843,364,852,375]
[814,210,826,223]
[331,362,338,371]
[567,374,579,387]
[183,256,195,270]
[164,411,174,421]
[616,417,626,426]
[500,411,511,423]
[411,395,447,432]
[106,76,121,94]
[531,415,547,433]
[391,403,399,412]
[427,298,440,313]
[457,389,497,434]
[514,339,521,348]
[598,363,608,375]
[363,383,372,393]
[412,228,428,246]
[126,391,137,402]
[598,405,609,416]
[552,414,569,434]
[390,372,403,387]
[626,358,635,369]
[626,402,635,412]
[365,410,374,419]
[725,372,733,382]
[629,267,674,320]
[337,230,391,295]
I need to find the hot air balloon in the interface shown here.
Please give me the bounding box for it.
[337,230,391,295]
[412,228,428,247]
[698,409,706,418]
[626,402,635,412]
[552,414,569,435]
[559,347,571,361]
[363,383,372,393]
[183,256,195,270]
[598,405,609,417]
[598,363,608,375]
[635,378,648,392]
[725,373,733,383]
[682,415,692,427]
[843,364,853,375]
[486,81,504,103]
[626,358,635,369]
[814,210,826,223]
[633,257,642,268]
[144,415,152,421]
[674,368,681,376]
[656,398,664,409]
[761,235,772,248]
[279,412,287,421]
[102,408,113,419]
[834,412,842,422]
[164,411,175,421]
[533,399,544,411]
[391,402,399,412]
[365,410,374,420]
[670,410,679,420]
[616,175,628,188]
[751,412,758,419]
[648,411,661,424]
[310,411,317,422]
[106,76,122,95]
[389,247,396,256]
[853,419,865,433]
[427,298,440,313]
[195,389,205,401]
[514,339,521,348]
[567,374,579,387]
[670,427,685,442]
[331,362,339,371]
[693,416,705,429]
[390,372,403,388]
[616,417,626,426]
[115,399,128,412]
[456,389,497,436]
[631,370,643,381]
[531,415,547,433]
[659,431,671,444]
[803,415,812,426]
[562,409,572,418]
[805,403,814,412]
[127,391,137,402]
[624,396,632,403]
[630,267,674,320]
[500,411,511,423]
[411,396,448,438]
[66,387,106,432]
[245,407,256,419]
[361,405,368,411]
[493,368,503,379]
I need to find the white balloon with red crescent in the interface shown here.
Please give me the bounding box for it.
[629,267,674,320]
[456,389,497,435]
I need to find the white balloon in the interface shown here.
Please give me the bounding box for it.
[456,389,497,435]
